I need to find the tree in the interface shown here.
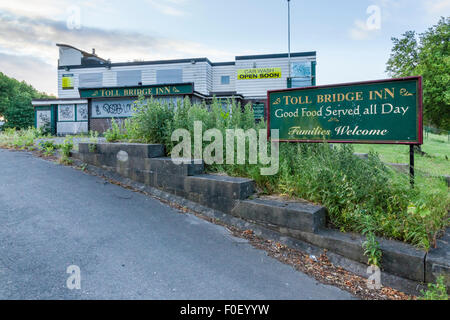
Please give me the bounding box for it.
[386,17,450,130]
[3,91,35,129]
[0,72,54,129]
[386,30,419,77]
[416,18,450,130]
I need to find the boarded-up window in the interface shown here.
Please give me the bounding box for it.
[79,73,102,88]
[117,70,142,86]
[221,75,230,85]
[291,78,312,88]
[58,104,75,121]
[76,104,88,121]
[156,69,182,84]
[91,99,136,118]
[36,109,51,129]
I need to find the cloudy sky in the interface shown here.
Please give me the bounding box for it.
[0,0,448,95]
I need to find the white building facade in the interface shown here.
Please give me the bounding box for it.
[33,44,316,135]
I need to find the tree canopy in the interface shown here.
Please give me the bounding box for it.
[386,17,450,130]
[0,72,55,129]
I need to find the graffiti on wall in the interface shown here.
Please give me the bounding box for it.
[36,110,51,130]
[58,104,75,121]
[91,99,137,118]
[77,104,88,121]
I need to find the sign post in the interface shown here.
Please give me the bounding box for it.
[267,76,423,187]
[410,145,415,188]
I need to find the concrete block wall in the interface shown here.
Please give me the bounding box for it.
[73,142,450,287]
[74,142,326,232]
[75,142,257,214]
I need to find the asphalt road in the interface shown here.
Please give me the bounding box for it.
[0,149,354,299]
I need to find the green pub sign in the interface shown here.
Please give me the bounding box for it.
[253,103,265,120]
[79,83,194,99]
[268,77,423,144]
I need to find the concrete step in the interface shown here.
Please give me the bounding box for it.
[232,198,326,233]
[426,229,450,289]
[75,151,204,176]
[79,142,164,158]
[186,174,255,200]
[143,157,204,176]
[353,153,369,160]
[145,173,255,213]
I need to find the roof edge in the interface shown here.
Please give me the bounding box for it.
[56,43,108,62]
[235,51,316,60]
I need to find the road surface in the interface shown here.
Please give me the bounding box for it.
[0,149,354,299]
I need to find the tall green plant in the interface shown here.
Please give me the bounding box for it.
[111,95,449,250]
[59,137,74,164]
[128,96,175,146]
[104,118,125,142]
[419,276,449,300]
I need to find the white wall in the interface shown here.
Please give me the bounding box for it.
[58,68,106,98]
[57,61,211,97]
[56,51,316,100]
[211,64,235,93]
[103,69,117,87]
[235,56,315,99]
[57,122,88,135]
[58,47,82,66]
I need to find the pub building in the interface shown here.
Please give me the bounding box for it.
[32,44,316,135]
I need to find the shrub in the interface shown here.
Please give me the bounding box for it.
[419,276,449,300]
[363,232,382,267]
[104,118,126,142]
[59,137,73,164]
[39,140,59,156]
[0,127,44,149]
[101,96,449,250]
[127,96,175,145]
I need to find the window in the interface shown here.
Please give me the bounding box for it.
[58,104,75,121]
[221,75,230,85]
[91,99,136,118]
[156,69,182,84]
[76,104,88,121]
[290,78,312,88]
[79,73,102,88]
[36,109,51,129]
[117,70,142,86]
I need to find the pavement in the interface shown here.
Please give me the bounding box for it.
[0,148,355,299]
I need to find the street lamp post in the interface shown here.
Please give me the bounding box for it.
[287,0,291,86]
